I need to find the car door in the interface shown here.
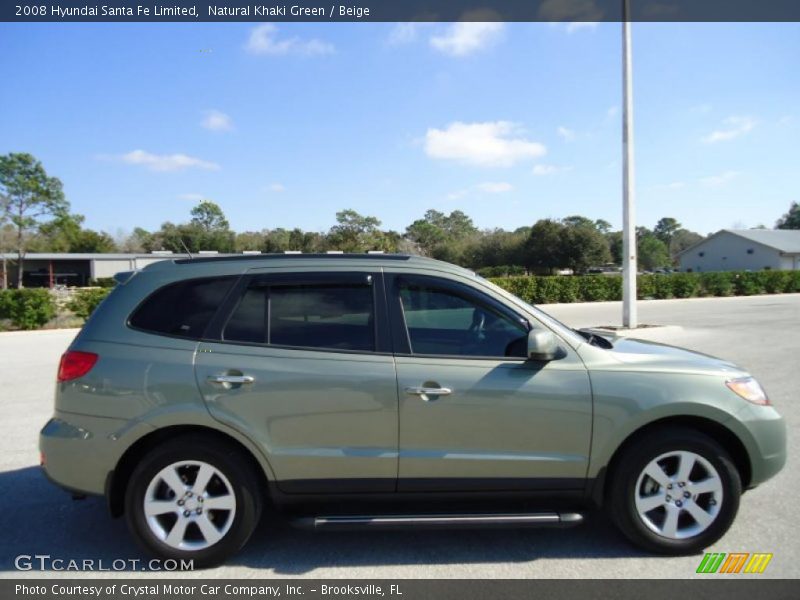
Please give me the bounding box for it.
[387,273,592,492]
[194,270,398,493]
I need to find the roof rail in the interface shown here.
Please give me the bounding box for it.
[174,253,413,265]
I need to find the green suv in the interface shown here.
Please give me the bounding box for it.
[40,254,786,566]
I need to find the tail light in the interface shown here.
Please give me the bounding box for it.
[57,351,98,383]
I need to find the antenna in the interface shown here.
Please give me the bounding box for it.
[179,238,193,260]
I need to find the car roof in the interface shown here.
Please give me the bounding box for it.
[139,252,477,279]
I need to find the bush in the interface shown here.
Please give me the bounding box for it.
[90,277,117,288]
[578,276,612,302]
[487,269,797,306]
[0,290,13,319]
[477,265,525,278]
[534,277,563,304]
[510,276,537,303]
[787,270,800,293]
[67,288,113,320]
[671,273,701,298]
[556,276,580,303]
[699,272,734,297]
[0,289,57,330]
[762,271,790,294]
[732,272,765,296]
[637,274,655,299]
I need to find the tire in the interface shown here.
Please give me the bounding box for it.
[608,427,741,555]
[124,434,262,568]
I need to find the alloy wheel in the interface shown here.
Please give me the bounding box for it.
[634,450,723,540]
[143,460,237,551]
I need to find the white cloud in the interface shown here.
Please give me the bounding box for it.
[117,150,220,172]
[267,183,285,193]
[425,121,546,167]
[557,126,576,141]
[388,23,427,45]
[533,164,569,176]
[430,22,504,57]
[476,181,513,193]
[201,109,233,132]
[701,116,756,143]
[245,24,334,56]
[565,22,599,33]
[700,171,739,187]
[178,193,205,201]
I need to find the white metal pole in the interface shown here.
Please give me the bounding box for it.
[622,2,638,328]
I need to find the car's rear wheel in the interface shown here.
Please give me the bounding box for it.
[125,435,262,568]
[609,427,741,554]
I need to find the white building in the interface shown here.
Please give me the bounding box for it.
[0,252,184,287]
[678,229,800,273]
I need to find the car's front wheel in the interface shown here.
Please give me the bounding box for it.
[125,434,262,568]
[609,427,741,554]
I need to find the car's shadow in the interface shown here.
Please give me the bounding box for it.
[0,466,647,575]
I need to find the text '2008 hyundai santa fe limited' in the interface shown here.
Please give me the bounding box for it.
[40,254,786,566]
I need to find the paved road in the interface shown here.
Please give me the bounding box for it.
[1,294,797,579]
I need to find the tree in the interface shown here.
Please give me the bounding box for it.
[327,209,383,252]
[69,229,117,253]
[638,235,671,270]
[235,230,267,252]
[669,229,703,260]
[524,219,566,273]
[561,225,611,273]
[440,210,478,240]
[34,212,117,253]
[405,219,446,255]
[121,227,154,253]
[594,219,613,235]
[190,200,230,232]
[776,202,800,229]
[404,209,479,261]
[0,153,68,287]
[606,230,623,265]
[562,215,596,229]
[654,217,681,246]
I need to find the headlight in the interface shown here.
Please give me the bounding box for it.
[726,376,770,406]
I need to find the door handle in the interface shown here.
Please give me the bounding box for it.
[208,374,255,385]
[405,386,452,399]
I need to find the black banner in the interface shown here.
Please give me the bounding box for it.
[4,0,800,23]
[3,580,800,600]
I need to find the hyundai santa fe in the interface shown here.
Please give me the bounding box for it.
[39,254,786,566]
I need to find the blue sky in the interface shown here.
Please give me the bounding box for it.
[1,22,798,237]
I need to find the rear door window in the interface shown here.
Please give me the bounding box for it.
[223,280,375,352]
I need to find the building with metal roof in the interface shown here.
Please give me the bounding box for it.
[677,229,800,272]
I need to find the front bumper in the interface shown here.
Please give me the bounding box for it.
[734,405,787,488]
[39,411,153,496]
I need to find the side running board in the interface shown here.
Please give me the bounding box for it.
[295,512,584,531]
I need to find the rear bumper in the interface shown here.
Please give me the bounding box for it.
[39,411,152,496]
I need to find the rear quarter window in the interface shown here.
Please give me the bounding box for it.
[129,277,235,339]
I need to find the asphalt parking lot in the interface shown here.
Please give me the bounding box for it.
[1,294,797,579]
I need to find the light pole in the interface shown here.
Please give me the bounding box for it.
[622,0,638,328]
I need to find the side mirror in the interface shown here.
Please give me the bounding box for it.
[527,329,559,361]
